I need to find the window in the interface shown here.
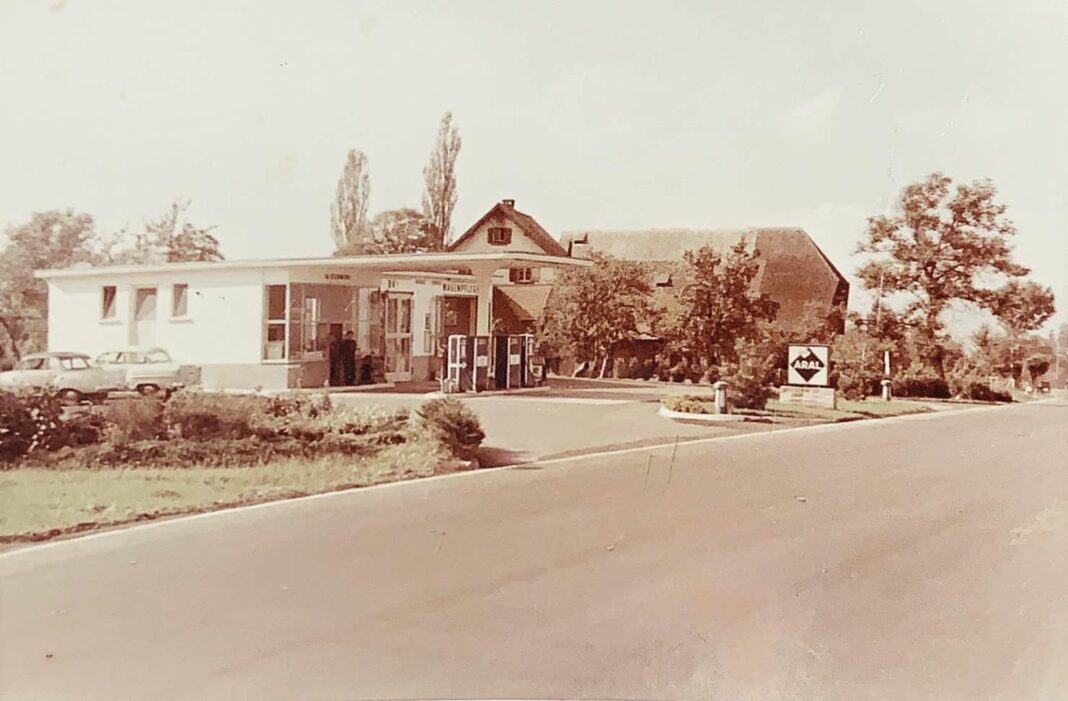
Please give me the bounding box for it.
[101,286,117,319]
[15,357,46,371]
[264,285,288,360]
[146,349,172,363]
[171,284,188,318]
[509,267,536,284]
[58,357,90,371]
[95,352,120,365]
[488,227,512,245]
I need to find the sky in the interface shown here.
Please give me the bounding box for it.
[1,0,1065,333]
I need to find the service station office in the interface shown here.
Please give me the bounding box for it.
[36,201,589,391]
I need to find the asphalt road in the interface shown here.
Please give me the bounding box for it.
[1,400,1066,700]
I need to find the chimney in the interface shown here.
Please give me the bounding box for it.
[501,198,515,208]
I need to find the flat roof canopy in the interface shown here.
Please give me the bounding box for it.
[35,251,591,280]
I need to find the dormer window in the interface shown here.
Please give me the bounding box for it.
[488,227,512,245]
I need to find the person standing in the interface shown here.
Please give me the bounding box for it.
[339,331,358,385]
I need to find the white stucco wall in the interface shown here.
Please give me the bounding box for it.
[46,268,281,365]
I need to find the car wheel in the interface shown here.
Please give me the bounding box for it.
[59,389,83,404]
[137,384,161,396]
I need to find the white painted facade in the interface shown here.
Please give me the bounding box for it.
[39,250,584,390]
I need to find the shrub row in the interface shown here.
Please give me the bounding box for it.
[1,390,485,467]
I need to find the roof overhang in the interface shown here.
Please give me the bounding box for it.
[34,251,591,280]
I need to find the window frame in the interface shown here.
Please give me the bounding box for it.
[487,227,512,246]
[101,285,118,321]
[509,267,535,284]
[263,284,289,361]
[171,283,189,319]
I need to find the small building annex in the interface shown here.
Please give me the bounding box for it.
[36,200,586,390]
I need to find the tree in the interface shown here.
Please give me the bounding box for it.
[540,254,656,377]
[330,149,371,252]
[857,173,1034,377]
[988,279,1056,337]
[120,201,223,263]
[0,210,101,359]
[338,208,436,255]
[421,112,461,249]
[1025,354,1051,387]
[665,242,778,370]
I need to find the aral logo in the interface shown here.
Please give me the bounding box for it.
[790,348,825,382]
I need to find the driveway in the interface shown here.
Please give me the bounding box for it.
[334,378,772,465]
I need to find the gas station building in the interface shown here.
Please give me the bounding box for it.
[37,200,588,390]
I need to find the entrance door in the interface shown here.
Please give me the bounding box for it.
[131,288,157,346]
[384,294,413,381]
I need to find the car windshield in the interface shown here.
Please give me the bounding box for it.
[15,358,46,371]
[146,350,172,363]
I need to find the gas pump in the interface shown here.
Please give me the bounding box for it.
[519,334,535,387]
[507,335,523,389]
[467,335,491,392]
[446,334,468,392]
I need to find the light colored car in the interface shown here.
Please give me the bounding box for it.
[0,352,126,403]
[94,347,185,395]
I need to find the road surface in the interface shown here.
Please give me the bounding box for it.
[1,400,1066,699]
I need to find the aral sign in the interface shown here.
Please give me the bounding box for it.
[787,344,830,387]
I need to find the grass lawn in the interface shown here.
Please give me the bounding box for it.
[0,440,457,542]
[759,398,936,422]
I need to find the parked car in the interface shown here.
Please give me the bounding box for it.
[94,347,185,395]
[0,352,126,403]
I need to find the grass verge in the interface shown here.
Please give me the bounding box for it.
[753,399,935,422]
[0,439,467,544]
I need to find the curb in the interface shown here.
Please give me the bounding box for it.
[657,404,745,423]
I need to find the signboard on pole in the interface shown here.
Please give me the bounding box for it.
[787,344,830,387]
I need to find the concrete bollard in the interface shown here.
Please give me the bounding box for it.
[713,380,729,414]
[881,378,892,401]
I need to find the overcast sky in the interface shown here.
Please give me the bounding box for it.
[1,0,1065,330]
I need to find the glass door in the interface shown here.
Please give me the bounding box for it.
[384,294,413,381]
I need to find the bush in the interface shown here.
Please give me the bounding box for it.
[0,390,67,462]
[893,365,950,399]
[837,371,880,401]
[102,398,165,443]
[416,397,485,460]
[662,395,711,414]
[963,382,1013,403]
[5,390,419,468]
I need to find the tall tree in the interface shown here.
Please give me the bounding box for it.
[540,254,655,377]
[330,149,371,251]
[665,242,779,368]
[121,201,223,263]
[856,173,1041,377]
[0,210,100,359]
[421,112,461,249]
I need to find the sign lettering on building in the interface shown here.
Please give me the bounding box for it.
[324,273,351,281]
[442,281,479,296]
[787,344,830,387]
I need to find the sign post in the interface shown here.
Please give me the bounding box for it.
[780,344,835,408]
